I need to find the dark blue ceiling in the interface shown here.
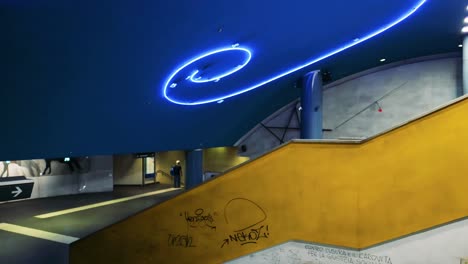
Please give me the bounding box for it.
[1,0,465,160]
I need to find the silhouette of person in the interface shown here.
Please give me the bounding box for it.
[1,161,10,177]
[7,161,25,177]
[21,160,41,177]
[68,158,82,173]
[173,160,182,188]
[42,159,52,175]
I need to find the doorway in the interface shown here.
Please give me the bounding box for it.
[142,156,156,185]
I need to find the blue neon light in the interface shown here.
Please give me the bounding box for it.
[163,0,427,105]
[163,47,251,95]
[189,50,251,83]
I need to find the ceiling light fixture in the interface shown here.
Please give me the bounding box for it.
[162,0,427,105]
[465,17,468,24]
[380,58,386,62]
[462,26,468,33]
[459,44,463,48]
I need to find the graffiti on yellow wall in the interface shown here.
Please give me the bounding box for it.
[221,198,270,248]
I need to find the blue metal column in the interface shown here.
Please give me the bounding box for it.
[463,37,468,95]
[300,70,323,139]
[185,149,203,189]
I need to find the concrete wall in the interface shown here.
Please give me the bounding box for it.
[235,54,462,159]
[203,147,249,180]
[32,169,113,198]
[323,56,461,139]
[228,218,468,264]
[0,156,113,204]
[1,157,95,177]
[113,154,143,185]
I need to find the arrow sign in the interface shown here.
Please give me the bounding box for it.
[12,186,22,197]
[0,178,34,202]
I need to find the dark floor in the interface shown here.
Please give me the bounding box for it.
[0,184,183,264]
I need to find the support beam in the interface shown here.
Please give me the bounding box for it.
[300,70,323,139]
[463,37,468,95]
[185,149,203,189]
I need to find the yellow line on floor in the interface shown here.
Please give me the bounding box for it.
[0,223,79,244]
[35,188,181,219]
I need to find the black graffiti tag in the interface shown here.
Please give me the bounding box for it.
[167,234,196,248]
[221,225,270,248]
[181,208,216,230]
[221,197,271,248]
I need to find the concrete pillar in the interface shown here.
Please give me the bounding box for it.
[185,149,203,189]
[463,37,468,94]
[300,70,323,139]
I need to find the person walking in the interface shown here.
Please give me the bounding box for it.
[42,159,52,175]
[1,161,10,177]
[173,160,182,188]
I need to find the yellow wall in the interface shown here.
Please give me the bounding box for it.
[71,97,468,264]
[355,99,468,246]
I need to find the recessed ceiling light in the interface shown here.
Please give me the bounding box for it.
[462,26,468,33]
[465,17,468,24]
[217,100,224,104]
[380,58,386,62]
[170,83,177,88]
[459,44,463,48]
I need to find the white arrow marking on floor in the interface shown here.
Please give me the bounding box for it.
[11,186,22,197]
